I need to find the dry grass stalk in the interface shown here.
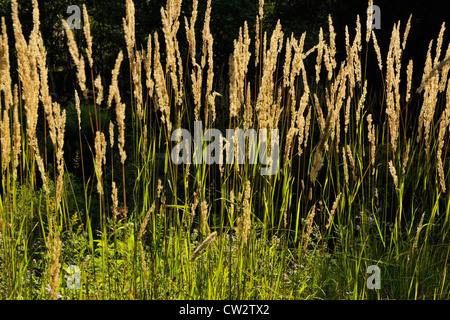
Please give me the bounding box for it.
[243,82,253,131]
[366,114,376,171]
[134,50,144,119]
[109,121,114,148]
[95,131,107,195]
[138,241,148,292]
[296,92,310,158]
[353,16,362,86]
[371,30,383,71]
[229,190,235,217]
[256,20,284,130]
[158,179,166,211]
[123,0,145,120]
[344,97,351,136]
[316,28,324,83]
[255,0,264,67]
[346,145,357,181]
[402,15,412,51]
[304,204,316,251]
[242,181,252,244]
[184,0,202,122]
[94,75,103,106]
[190,183,201,227]
[200,200,208,235]
[123,0,136,65]
[108,57,127,166]
[417,24,447,152]
[303,105,312,150]
[229,22,251,121]
[417,38,442,154]
[413,212,426,250]
[283,34,293,89]
[83,4,94,69]
[54,103,66,212]
[161,0,184,108]
[283,113,298,170]
[283,33,309,165]
[157,179,164,199]
[438,46,450,92]
[191,60,203,121]
[228,55,238,119]
[203,0,215,125]
[235,183,251,244]
[144,36,154,98]
[0,18,11,172]
[0,17,12,111]
[326,192,342,229]
[366,0,374,43]
[406,59,413,102]
[402,139,411,176]
[417,55,450,94]
[327,62,347,148]
[12,85,21,181]
[310,109,333,183]
[433,23,446,68]
[388,160,399,190]
[137,202,156,241]
[190,231,217,261]
[208,91,220,125]
[49,231,61,300]
[117,99,127,165]
[36,29,58,150]
[342,146,349,184]
[344,26,353,84]
[314,93,325,131]
[11,0,36,112]
[289,32,309,101]
[11,0,49,194]
[62,19,87,99]
[107,51,124,109]
[153,32,172,132]
[437,84,450,192]
[327,15,337,77]
[385,22,402,153]
[185,0,203,121]
[184,0,198,63]
[0,110,10,173]
[356,80,367,134]
[75,90,81,131]
[111,181,119,221]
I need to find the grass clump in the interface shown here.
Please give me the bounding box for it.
[0,0,450,300]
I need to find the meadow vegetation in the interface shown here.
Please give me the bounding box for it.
[0,0,449,299]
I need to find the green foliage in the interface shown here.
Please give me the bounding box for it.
[1,0,450,301]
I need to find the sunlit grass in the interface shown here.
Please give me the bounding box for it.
[0,0,449,300]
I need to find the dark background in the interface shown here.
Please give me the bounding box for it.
[1,0,448,104]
